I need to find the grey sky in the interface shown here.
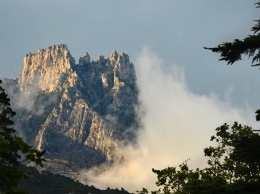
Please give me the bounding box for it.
[0,0,259,108]
[1,1,260,190]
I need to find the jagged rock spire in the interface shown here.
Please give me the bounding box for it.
[110,50,118,61]
[18,44,76,92]
[10,44,140,179]
[78,52,91,65]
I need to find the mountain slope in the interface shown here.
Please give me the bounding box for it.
[2,44,140,179]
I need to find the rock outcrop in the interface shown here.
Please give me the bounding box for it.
[19,44,76,93]
[5,44,140,179]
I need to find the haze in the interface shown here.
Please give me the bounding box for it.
[1,0,260,192]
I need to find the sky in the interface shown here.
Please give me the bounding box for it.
[81,48,258,191]
[0,0,259,107]
[1,0,260,191]
[0,0,259,108]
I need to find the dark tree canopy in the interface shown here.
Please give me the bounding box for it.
[204,0,260,131]
[0,80,44,193]
[137,123,260,194]
[204,1,260,66]
[137,1,260,194]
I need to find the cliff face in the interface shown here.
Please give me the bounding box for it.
[9,44,140,178]
[19,44,76,93]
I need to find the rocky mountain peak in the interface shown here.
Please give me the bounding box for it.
[18,44,76,93]
[109,50,130,64]
[8,44,140,178]
[78,52,91,65]
[110,50,118,61]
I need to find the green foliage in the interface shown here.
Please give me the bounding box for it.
[138,122,260,194]
[0,80,45,193]
[137,1,260,193]
[204,0,260,136]
[204,1,260,66]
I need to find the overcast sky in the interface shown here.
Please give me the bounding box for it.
[0,0,259,107]
[1,1,260,190]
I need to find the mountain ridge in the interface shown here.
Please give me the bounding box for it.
[1,44,141,181]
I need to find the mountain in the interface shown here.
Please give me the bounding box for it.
[1,44,140,180]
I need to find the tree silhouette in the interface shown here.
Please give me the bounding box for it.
[204,1,260,122]
[0,80,44,193]
[204,1,260,66]
[137,1,260,193]
[137,123,260,194]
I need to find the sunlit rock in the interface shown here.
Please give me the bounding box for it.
[4,44,140,180]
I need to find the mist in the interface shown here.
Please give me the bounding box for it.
[81,48,257,192]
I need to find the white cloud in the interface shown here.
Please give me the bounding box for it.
[81,47,257,192]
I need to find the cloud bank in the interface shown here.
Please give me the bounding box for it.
[81,48,257,192]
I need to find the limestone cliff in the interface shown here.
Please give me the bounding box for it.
[7,44,140,178]
[19,44,76,93]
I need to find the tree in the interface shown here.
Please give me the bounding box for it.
[204,0,260,127]
[137,122,260,194]
[137,1,260,193]
[204,1,260,66]
[0,80,45,193]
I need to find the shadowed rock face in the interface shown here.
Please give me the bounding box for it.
[3,44,140,179]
